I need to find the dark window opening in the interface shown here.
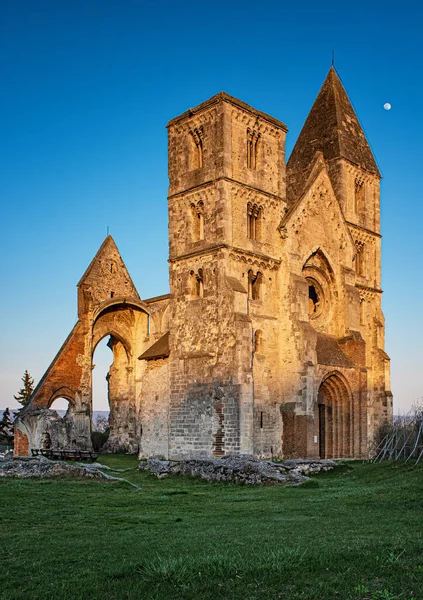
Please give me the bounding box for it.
[248,270,263,300]
[190,269,204,298]
[260,411,263,429]
[308,285,319,313]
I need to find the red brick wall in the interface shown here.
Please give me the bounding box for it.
[14,429,29,456]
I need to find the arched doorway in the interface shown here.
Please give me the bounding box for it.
[90,301,148,454]
[317,373,352,458]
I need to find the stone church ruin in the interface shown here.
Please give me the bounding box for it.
[14,68,392,459]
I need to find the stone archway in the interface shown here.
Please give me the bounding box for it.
[91,330,137,454]
[317,373,352,458]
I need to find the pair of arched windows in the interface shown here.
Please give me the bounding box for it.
[247,203,262,241]
[191,201,204,242]
[247,128,260,169]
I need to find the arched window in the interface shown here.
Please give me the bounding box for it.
[190,269,204,298]
[355,178,365,224]
[191,201,204,242]
[189,126,204,169]
[360,298,366,325]
[248,270,262,300]
[254,329,263,354]
[247,128,260,169]
[197,268,204,298]
[355,241,365,276]
[247,203,262,241]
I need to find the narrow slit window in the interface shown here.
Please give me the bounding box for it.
[355,242,365,276]
[355,179,365,223]
[360,298,366,325]
[248,270,262,300]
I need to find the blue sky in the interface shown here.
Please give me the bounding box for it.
[1,0,422,413]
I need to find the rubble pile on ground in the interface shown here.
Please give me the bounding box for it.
[139,454,336,485]
[0,455,119,481]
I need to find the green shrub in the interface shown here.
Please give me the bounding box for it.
[91,429,110,452]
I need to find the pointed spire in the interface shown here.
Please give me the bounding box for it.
[287,67,380,201]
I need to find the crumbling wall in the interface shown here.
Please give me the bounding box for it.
[14,236,150,456]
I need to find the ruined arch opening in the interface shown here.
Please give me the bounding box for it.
[92,333,136,453]
[316,374,352,459]
[49,397,71,417]
[91,337,114,450]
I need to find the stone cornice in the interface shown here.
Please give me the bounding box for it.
[167,91,288,131]
[356,283,383,294]
[168,176,284,202]
[169,244,281,268]
[347,221,382,239]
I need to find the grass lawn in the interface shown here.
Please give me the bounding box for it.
[1,458,422,600]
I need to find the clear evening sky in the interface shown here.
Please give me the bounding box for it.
[1,0,422,414]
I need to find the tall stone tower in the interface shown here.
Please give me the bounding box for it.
[287,67,392,440]
[166,93,288,458]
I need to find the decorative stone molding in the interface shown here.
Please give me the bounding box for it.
[350,226,377,246]
[232,108,282,139]
[172,108,217,135]
[181,187,214,208]
[231,184,279,210]
[229,251,280,271]
[345,162,376,184]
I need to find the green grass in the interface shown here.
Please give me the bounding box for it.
[1,459,423,600]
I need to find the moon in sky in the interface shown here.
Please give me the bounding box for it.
[384,103,392,110]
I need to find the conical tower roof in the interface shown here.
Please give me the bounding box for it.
[287,67,380,201]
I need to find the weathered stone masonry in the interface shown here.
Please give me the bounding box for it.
[14,68,392,459]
